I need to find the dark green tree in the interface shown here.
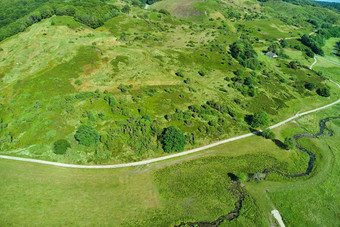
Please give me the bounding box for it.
[250,111,269,128]
[261,128,275,139]
[159,9,170,15]
[74,125,100,146]
[267,44,279,54]
[288,61,299,69]
[121,5,130,14]
[284,137,295,150]
[280,39,289,48]
[104,94,117,106]
[160,126,187,153]
[53,139,71,154]
[305,82,316,91]
[305,48,314,58]
[230,40,260,69]
[317,87,330,97]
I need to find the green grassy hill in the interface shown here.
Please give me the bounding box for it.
[0,0,339,164]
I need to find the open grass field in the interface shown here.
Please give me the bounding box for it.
[322,37,340,64]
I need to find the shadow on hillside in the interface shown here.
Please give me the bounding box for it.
[272,139,286,149]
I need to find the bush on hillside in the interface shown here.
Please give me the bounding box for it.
[53,139,71,154]
[261,128,275,139]
[288,61,299,69]
[121,5,130,14]
[237,172,248,182]
[305,82,316,91]
[160,126,187,153]
[230,40,260,70]
[159,9,170,16]
[284,137,295,150]
[249,111,269,128]
[317,87,330,97]
[74,125,99,146]
[104,94,117,106]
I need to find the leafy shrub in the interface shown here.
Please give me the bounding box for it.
[122,115,155,155]
[317,87,330,97]
[237,172,248,182]
[87,111,96,121]
[104,94,117,106]
[300,34,324,55]
[230,40,260,69]
[198,70,205,77]
[175,72,184,78]
[160,126,187,153]
[74,125,100,146]
[75,79,82,85]
[288,61,299,69]
[53,139,70,154]
[261,128,275,139]
[142,114,152,122]
[305,82,316,91]
[118,84,128,92]
[250,111,269,128]
[284,137,295,150]
[280,39,288,48]
[159,9,170,15]
[304,48,314,58]
[121,5,130,14]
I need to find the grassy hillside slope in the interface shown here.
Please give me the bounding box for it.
[0,0,339,164]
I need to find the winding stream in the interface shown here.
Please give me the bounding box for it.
[176,116,340,227]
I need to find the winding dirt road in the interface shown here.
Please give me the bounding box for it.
[0,59,339,169]
[310,55,340,70]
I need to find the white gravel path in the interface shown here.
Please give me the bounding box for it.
[310,56,318,70]
[271,210,285,227]
[310,55,340,70]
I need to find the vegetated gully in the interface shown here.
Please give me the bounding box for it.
[176,117,340,227]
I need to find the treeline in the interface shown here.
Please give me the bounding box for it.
[0,0,120,42]
[230,40,260,70]
[0,0,52,28]
[317,1,340,12]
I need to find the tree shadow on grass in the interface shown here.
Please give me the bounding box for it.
[272,139,286,149]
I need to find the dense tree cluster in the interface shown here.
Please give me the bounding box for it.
[0,0,120,42]
[231,71,258,97]
[122,115,158,156]
[230,40,260,69]
[0,0,51,27]
[300,34,324,55]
